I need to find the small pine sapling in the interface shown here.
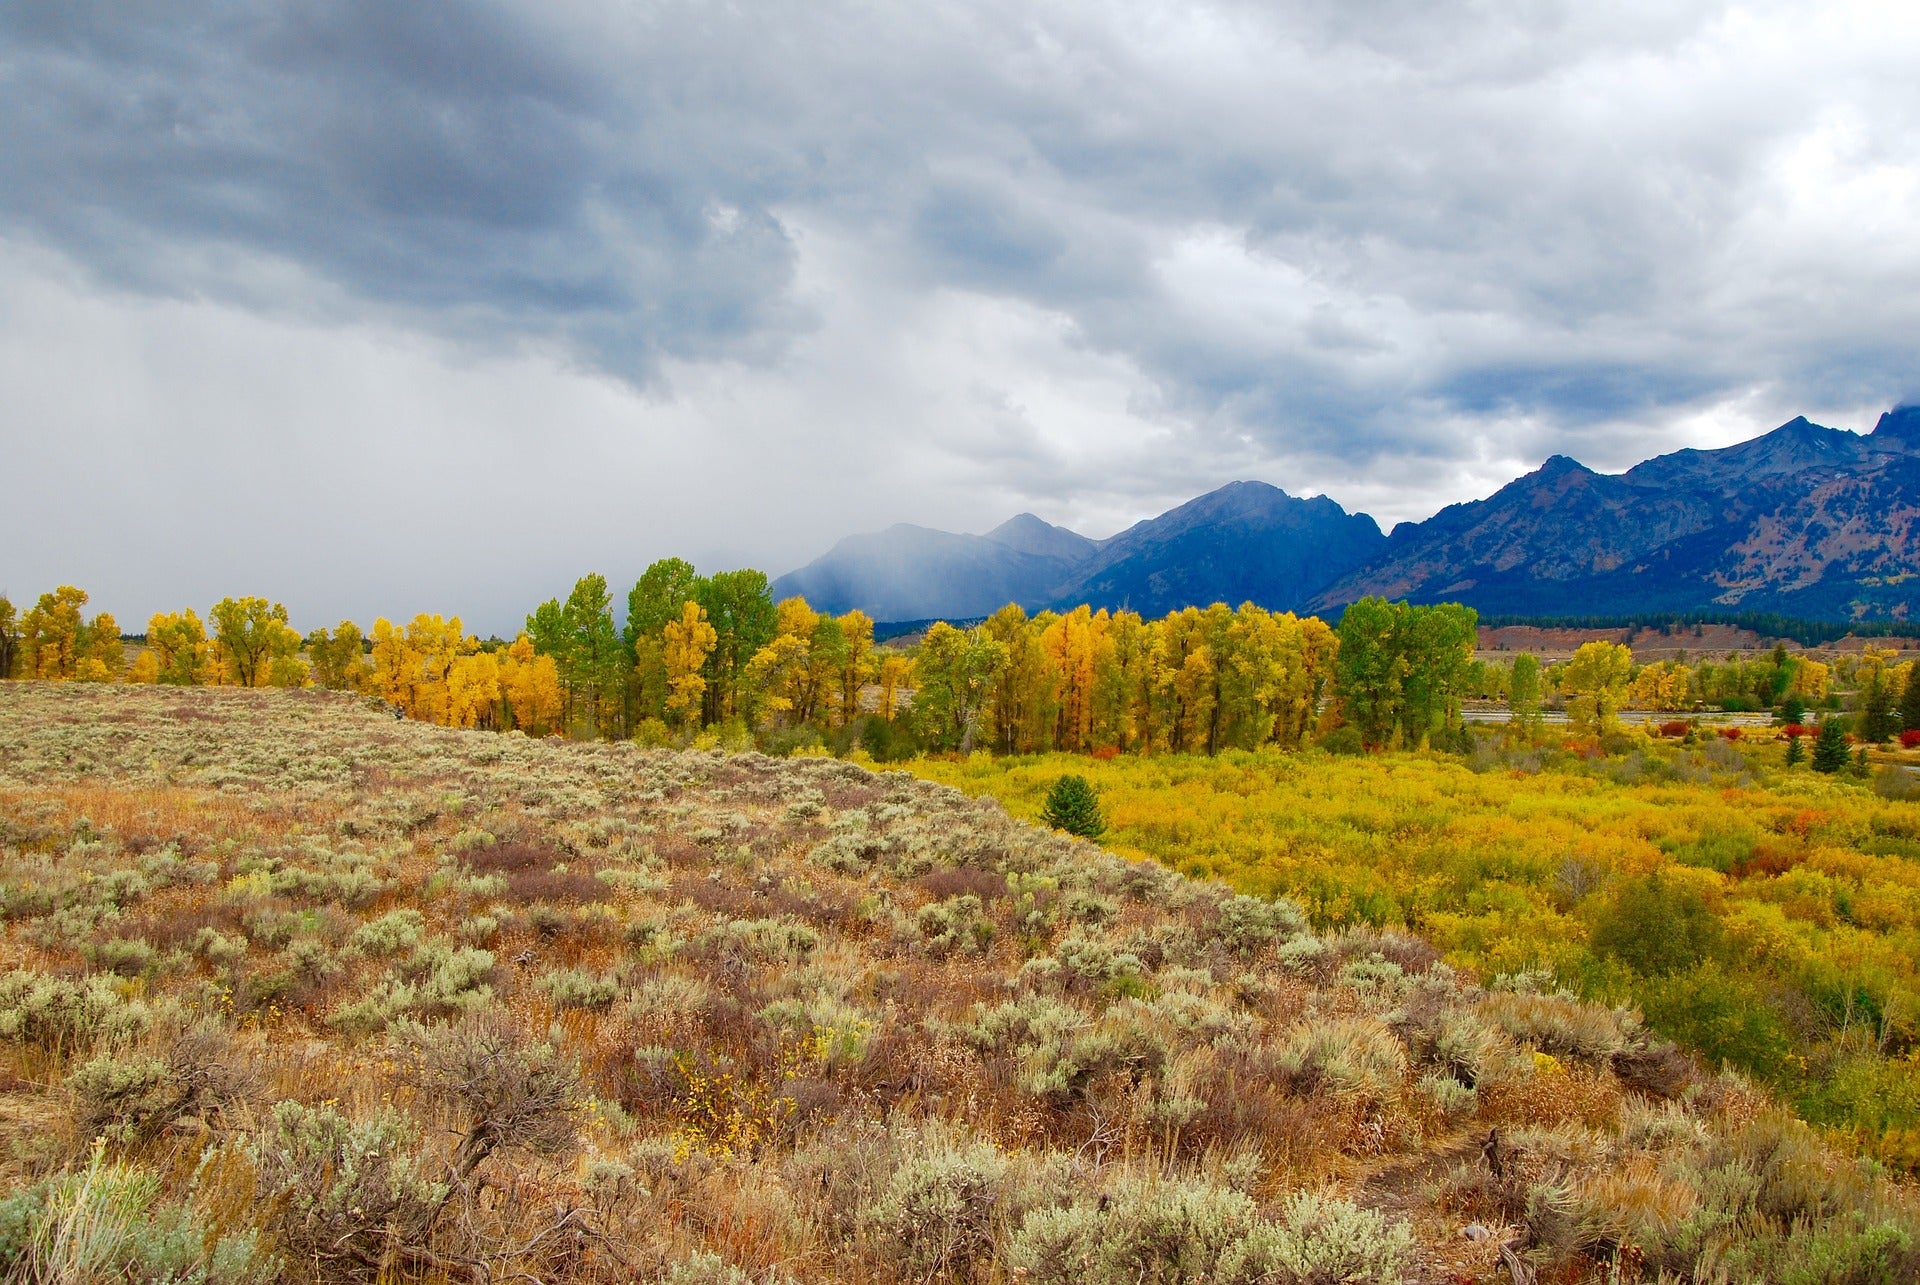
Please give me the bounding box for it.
[1811,720,1850,774]
[1040,774,1105,838]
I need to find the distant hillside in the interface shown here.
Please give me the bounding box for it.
[776,482,1385,622]
[1045,481,1385,618]
[780,406,1920,624]
[1309,408,1920,619]
[769,514,1091,619]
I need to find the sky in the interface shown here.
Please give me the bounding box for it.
[3,0,1918,636]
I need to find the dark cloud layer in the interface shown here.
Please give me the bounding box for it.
[2,1,1916,631]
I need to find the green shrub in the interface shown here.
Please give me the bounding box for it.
[537,967,622,1011]
[1276,1017,1407,1103]
[916,894,995,957]
[347,909,426,957]
[1009,1174,1255,1284]
[249,1101,445,1279]
[0,969,151,1053]
[1213,894,1307,956]
[1589,873,1721,977]
[1479,987,1627,1063]
[662,1250,754,1285]
[3,1143,270,1284]
[862,1135,1010,1281]
[1218,1190,1414,1284]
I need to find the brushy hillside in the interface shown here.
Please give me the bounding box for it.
[897,741,1920,1172]
[0,685,1915,1283]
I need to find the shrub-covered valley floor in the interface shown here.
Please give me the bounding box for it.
[0,683,1914,1283]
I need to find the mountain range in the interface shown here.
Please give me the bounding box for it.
[772,407,1920,623]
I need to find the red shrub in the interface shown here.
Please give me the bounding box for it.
[466,838,567,874]
[1657,721,1690,738]
[1901,729,1920,749]
[504,869,609,904]
[1721,727,1742,742]
[918,866,1009,902]
[1090,746,1121,761]
[1781,724,1812,739]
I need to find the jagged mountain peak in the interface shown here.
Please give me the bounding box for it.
[981,512,1098,562]
[1874,404,1920,445]
[782,406,1920,624]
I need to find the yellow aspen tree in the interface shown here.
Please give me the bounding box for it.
[663,600,718,729]
[1041,606,1105,752]
[877,653,912,722]
[500,635,564,734]
[76,612,123,682]
[745,633,810,728]
[403,614,474,726]
[1563,640,1633,736]
[446,651,501,729]
[126,649,161,684]
[147,610,215,685]
[367,618,421,714]
[1091,610,1148,752]
[23,586,89,680]
[836,609,876,727]
[1790,657,1831,699]
[209,597,301,687]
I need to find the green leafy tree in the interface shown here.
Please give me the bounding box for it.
[1811,719,1851,774]
[1333,598,1477,747]
[1562,640,1633,736]
[1589,873,1721,976]
[563,574,626,736]
[209,596,301,688]
[910,621,1007,752]
[1041,774,1105,838]
[308,622,369,691]
[1333,598,1408,748]
[0,597,17,679]
[625,558,703,649]
[1507,652,1543,736]
[697,569,777,724]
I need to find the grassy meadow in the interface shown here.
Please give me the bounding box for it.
[1,683,1916,1282]
[896,734,1920,1172]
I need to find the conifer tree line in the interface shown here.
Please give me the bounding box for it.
[3,574,1914,756]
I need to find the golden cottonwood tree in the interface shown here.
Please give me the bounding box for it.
[500,635,564,735]
[21,586,88,680]
[308,622,370,691]
[877,653,912,722]
[145,610,216,686]
[1563,640,1634,735]
[836,610,876,726]
[663,601,717,729]
[366,615,493,727]
[209,597,303,687]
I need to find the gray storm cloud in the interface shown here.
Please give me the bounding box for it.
[1,0,1916,632]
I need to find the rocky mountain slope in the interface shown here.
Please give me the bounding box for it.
[1310,408,1920,619]
[774,482,1385,620]
[778,407,1920,623]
